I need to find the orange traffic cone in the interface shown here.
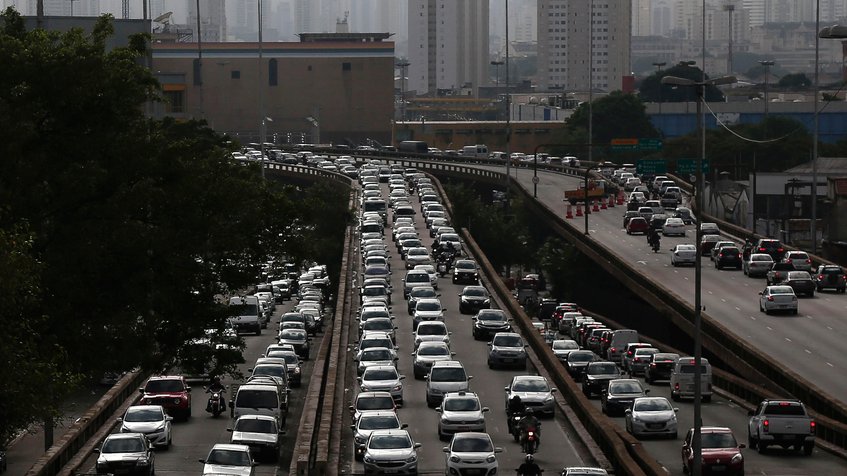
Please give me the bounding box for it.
[600,198,608,209]
[575,204,583,217]
[566,205,573,219]
[617,190,625,205]
[592,200,600,212]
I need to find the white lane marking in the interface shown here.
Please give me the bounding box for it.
[827,362,835,367]
[637,260,647,265]
[827,326,834,331]
[806,315,813,320]
[785,337,792,342]
[708,290,714,295]
[721,298,727,303]
[805,349,812,354]
[750,316,757,321]
[735,307,741,311]
[766,326,773,331]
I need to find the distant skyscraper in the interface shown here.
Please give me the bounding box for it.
[652,0,673,36]
[633,0,652,36]
[188,0,226,42]
[408,0,489,96]
[538,0,632,92]
[28,0,100,15]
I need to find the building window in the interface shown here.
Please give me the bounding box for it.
[269,58,278,86]
[231,70,240,79]
[163,90,184,113]
[342,62,351,71]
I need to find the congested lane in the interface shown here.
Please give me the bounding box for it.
[473,163,847,405]
[343,168,596,475]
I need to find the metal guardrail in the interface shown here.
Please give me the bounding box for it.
[365,157,847,452]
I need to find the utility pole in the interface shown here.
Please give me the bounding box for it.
[504,0,511,204]
[397,60,410,122]
[258,0,266,179]
[724,4,735,74]
[759,60,774,118]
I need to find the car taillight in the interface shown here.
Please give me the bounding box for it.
[759,247,765,251]
[806,259,811,264]
[610,347,616,352]
[763,419,769,432]
[810,421,816,434]
[719,253,724,257]
[767,296,774,301]
[786,259,792,263]
[778,248,784,252]
[818,274,824,280]
[737,254,742,258]
[650,363,657,367]
[674,383,680,391]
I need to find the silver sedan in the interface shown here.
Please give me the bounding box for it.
[625,397,678,439]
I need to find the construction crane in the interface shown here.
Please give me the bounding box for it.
[122,0,130,19]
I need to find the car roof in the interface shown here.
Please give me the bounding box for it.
[234,414,278,422]
[211,443,251,452]
[104,432,147,440]
[431,360,464,368]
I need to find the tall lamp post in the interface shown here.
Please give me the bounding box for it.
[504,0,512,204]
[491,60,504,120]
[758,60,775,118]
[662,72,736,476]
[257,0,265,179]
[397,60,410,122]
[652,62,667,114]
[723,4,735,75]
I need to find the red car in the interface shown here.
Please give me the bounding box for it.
[682,427,745,476]
[139,375,192,421]
[626,217,649,235]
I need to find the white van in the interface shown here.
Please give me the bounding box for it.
[670,357,712,402]
[231,382,286,426]
[606,329,639,363]
[462,145,489,159]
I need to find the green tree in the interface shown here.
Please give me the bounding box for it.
[638,64,726,103]
[778,73,811,89]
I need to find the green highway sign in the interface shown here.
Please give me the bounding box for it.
[636,159,667,174]
[638,138,663,151]
[676,158,710,174]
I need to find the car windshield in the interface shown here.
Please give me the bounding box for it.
[477,311,505,322]
[357,396,394,410]
[362,349,393,361]
[408,248,428,257]
[280,330,306,341]
[492,335,522,347]
[410,288,436,298]
[701,433,738,449]
[362,310,390,320]
[452,437,493,453]
[610,382,642,394]
[359,415,400,430]
[364,369,398,380]
[417,325,446,336]
[456,261,475,270]
[444,398,480,412]
[235,390,278,408]
[752,255,773,262]
[787,272,811,280]
[207,449,252,466]
[369,435,411,450]
[253,365,285,378]
[408,274,430,282]
[634,349,659,357]
[569,352,594,362]
[362,287,387,296]
[365,267,389,276]
[430,368,466,382]
[144,380,183,393]
[361,339,391,350]
[588,363,619,375]
[417,302,441,312]
[417,345,449,356]
[677,245,696,251]
[770,287,794,294]
[633,399,672,412]
[101,437,145,453]
[512,379,548,392]
[364,320,391,331]
[235,418,277,433]
[553,341,578,350]
[124,407,163,423]
[463,288,487,297]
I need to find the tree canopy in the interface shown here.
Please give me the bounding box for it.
[0,8,350,446]
[639,64,726,103]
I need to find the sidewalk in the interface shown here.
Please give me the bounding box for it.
[5,384,108,475]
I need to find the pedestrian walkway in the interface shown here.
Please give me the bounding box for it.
[5,384,107,475]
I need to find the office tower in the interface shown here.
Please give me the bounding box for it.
[188,0,226,42]
[408,0,489,96]
[538,0,632,92]
[633,0,652,36]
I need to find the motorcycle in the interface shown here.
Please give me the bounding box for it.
[651,239,660,253]
[507,413,523,442]
[437,261,449,277]
[521,427,539,454]
[205,387,226,417]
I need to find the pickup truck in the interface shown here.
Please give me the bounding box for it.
[747,399,815,455]
[766,262,796,285]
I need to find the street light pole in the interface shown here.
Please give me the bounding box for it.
[491,60,504,121]
[587,0,594,168]
[662,71,736,476]
[258,0,266,179]
[724,4,735,75]
[397,60,410,122]
[759,60,775,118]
[653,62,666,115]
[504,0,511,204]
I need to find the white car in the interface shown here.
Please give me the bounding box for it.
[551,339,580,362]
[442,432,502,476]
[662,217,686,237]
[199,443,255,476]
[413,320,451,349]
[437,392,489,440]
[229,415,281,462]
[414,264,439,288]
[670,244,697,267]
[117,405,172,448]
[744,253,774,277]
[782,250,813,272]
[759,285,798,315]
[625,397,679,439]
[359,365,406,404]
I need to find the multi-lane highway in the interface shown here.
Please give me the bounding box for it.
[340,176,602,475]
[476,164,847,406]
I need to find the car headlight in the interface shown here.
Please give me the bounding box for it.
[363,455,374,463]
[355,435,367,444]
[486,455,496,463]
[406,455,418,463]
[450,455,461,463]
[136,459,150,466]
[393,385,403,391]
[544,395,554,403]
[294,367,301,373]
[731,453,743,464]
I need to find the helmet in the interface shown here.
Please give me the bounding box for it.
[525,407,534,414]
[511,395,522,403]
[525,454,534,463]
[212,376,221,383]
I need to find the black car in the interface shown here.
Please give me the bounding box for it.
[767,262,796,285]
[714,246,742,270]
[582,362,622,397]
[565,350,596,379]
[755,239,785,261]
[451,260,479,284]
[815,265,847,293]
[472,309,511,340]
[537,298,559,321]
[782,271,816,297]
[458,286,490,314]
[601,379,649,416]
[644,353,679,384]
[649,214,668,232]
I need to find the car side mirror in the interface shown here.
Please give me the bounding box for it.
[451,352,457,356]
[551,388,558,393]
[414,443,422,449]
[739,444,746,449]
[504,386,510,391]
[248,368,254,372]
[227,428,233,432]
[357,377,362,383]
[349,405,355,412]
[166,416,173,422]
[495,447,504,453]
[93,448,101,453]
[435,407,442,412]
[644,389,650,394]
[138,387,144,394]
[758,292,763,295]
[399,375,406,380]
[442,446,449,452]
[198,459,206,464]
[625,409,632,415]
[401,423,409,429]
[468,376,474,380]
[674,408,679,413]
[350,424,356,430]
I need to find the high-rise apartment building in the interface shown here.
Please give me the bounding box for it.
[188,0,226,42]
[537,0,631,93]
[633,0,652,36]
[407,0,489,96]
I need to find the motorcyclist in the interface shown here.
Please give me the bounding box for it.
[518,408,541,448]
[647,228,660,248]
[516,454,543,476]
[507,395,525,417]
[206,376,226,411]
